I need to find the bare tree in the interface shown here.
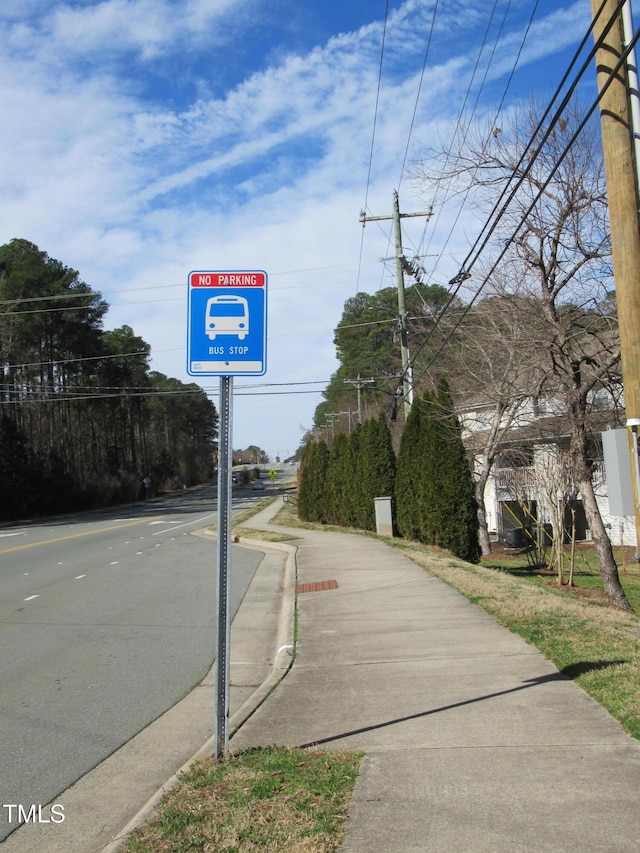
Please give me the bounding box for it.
[414,103,632,610]
[450,291,544,554]
[530,447,574,585]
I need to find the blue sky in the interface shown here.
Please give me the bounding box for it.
[0,0,603,458]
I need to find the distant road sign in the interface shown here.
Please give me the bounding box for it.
[187,270,267,376]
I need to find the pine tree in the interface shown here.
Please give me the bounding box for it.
[351,412,395,531]
[298,440,329,523]
[415,383,480,562]
[0,417,40,519]
[343,424,361,527]
[370,410,396,527]
[353,419,374,529]
[434,380,481,563]
[416,389,441,547]
[395,397,423,540]
[325,432,349,524]
[395,384,480,562]
[297,441,315,522]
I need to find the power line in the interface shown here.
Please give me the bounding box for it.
[363,2,538,307]
[397,0,440,192]
[408,3,624,354]
[443,0,619,294]
[356,0,390,294]
[408,15,640,401]
[0,315,396,375]
[0,268,385,319]
[0,379,337,404]
[376,1,633,419]
[416,0,539,279]
[0,349,149,370]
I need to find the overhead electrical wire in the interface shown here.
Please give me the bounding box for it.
[408,0,505,224]
[366,0,525,301]
[405,9,640,406]
[0,378,351,404]
[396,0,440,192]
[356,0,391,295]
[0,315,396,376]
[0,260,385,315]
[0,273,380,315]
[399,1,614,346]
[363,0,503,294]
[414,0,534,276]
[373,0,627,419]
[434,0,618,304]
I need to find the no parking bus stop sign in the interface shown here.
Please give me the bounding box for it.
[187,270,267,376]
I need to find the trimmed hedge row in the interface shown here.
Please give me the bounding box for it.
[298,384,480,563]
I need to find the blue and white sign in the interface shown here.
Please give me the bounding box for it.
[187,270,267,376]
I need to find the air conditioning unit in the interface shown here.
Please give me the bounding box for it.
[505,527,528,548]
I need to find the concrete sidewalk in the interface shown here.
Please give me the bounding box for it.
[6,495,639,852]
[232,498,640,852]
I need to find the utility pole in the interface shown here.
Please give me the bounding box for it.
[591,0,640,557]
[359,191,432,419]
[324,411,341,443]
[343,373,375,423]
[324,411,353,441]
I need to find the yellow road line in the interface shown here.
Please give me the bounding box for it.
[0,516,163,555]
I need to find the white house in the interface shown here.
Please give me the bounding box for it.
[458,391,638,548]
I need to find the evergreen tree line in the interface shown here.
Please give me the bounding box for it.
[299,382,481,563]
[0,239,218,519]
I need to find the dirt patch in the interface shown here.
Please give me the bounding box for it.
[543,580,611,606]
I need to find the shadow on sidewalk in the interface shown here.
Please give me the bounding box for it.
[297,665,621,749]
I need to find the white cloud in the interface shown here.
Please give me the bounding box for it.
[2,0,253,62]
[0,0,595,455]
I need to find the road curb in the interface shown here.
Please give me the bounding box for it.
[100,534,297,853]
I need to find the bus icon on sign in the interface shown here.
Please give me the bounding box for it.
[205,295,249,340]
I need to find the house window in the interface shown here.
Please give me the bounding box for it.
[533,396,549,417]
[476,409,491,429]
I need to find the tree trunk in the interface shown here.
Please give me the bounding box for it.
[579,473,632,610]
[475,467,492,555]
[571,417,633,611]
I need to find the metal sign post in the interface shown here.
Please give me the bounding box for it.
[215,375,233,760]
[186,269,267,760]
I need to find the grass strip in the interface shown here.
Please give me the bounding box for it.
[122,747,362,853]
[210,495,301,544]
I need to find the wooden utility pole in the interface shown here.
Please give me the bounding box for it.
[592,0,640,556]
[359,192,432,419]
[343,373,375,423]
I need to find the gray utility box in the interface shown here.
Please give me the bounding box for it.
[374,497,394,537]
[602,428,634,516]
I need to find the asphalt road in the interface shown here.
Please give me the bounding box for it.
[0,485,264,841]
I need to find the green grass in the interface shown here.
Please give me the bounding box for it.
[205,496,301,544]
[121,747,363,853]
[480,543,640,613]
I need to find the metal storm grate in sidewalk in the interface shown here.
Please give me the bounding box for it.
[296,579,338,594]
